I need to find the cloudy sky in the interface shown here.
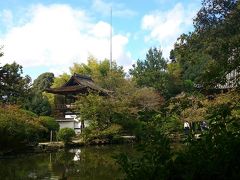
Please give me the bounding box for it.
[0,0,201,79]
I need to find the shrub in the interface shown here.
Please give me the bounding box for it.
[57,128,75,144]
[117,91,240,179]
[168,97,240,179]
[82,124,122,144]
[116,117,172,180]
[0,105,46,151]
[39,116,59,131]
[39,116,59,141]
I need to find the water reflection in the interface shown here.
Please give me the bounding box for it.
[0,144,133,180]
[69,149,81,161]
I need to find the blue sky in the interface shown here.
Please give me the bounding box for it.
[0,0,201,79]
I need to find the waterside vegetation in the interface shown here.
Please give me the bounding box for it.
[0,0,240,179]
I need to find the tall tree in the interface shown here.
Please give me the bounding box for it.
[130,47,168,97]
[32,72,54,93]
[0,62,31,104]
[51,73,70,88]
[173,0,240,88]
[195,0,240,85]
[24,72,54,116]
[24,94,52,116]
[69,56,125,91]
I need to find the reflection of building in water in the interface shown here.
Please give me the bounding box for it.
[69,149,81,161]
[45,73,110,133]
[73,149,81,161]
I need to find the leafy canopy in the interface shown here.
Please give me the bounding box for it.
[0,62,31,104]
[130,47,168,95]
[172,0,240,88]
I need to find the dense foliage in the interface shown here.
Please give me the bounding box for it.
[32,72,54,93]
[69,56,125,91]
[0,105,46,152]
[74,60,164,141]
[23,72,54,116]
[24,94,52,116]
[0,1,239,179]
[117,90,240,179]
[39,116,59,141]
[130,48,171,98]
[171,0,240,88]
[57,128,75,144]
[0,62,31,104]
[82,124,123,144]
[168,91,240,179]
[116,0,240,179]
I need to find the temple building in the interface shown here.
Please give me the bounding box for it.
[45,73,110,133]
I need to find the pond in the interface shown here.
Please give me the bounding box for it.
[0,144,134,180]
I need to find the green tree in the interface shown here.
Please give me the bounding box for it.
[116,114,172,180]
[24,72,54,116]
[39,116,59,132]
[130,47,168,97]
[57,128,75,144]
[0,62,31,104]
[76,84,163,136]
[76,93,114,130]
[39,116,59,140]
[117,90,240,179]
[70,56,125,91]
[24,94,52,116]
[166,61,185,96]
[173,33,211,85]
[198,0,240,86]
[51,73,70,88]
[0,105,46,152]
[69,56,100,77]
[32,72,54,93]
[172,0,240,88]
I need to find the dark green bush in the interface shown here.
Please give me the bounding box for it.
[116,117,172,180]
[39,116,59,131]
[82,124,122,144]
[117,91,240,179]
[168,95,240,180]
[57,128,75,144]
[0,105,46,151]
[39,116,59,141]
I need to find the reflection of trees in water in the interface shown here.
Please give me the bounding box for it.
[52,145,130,180]
[51,149,75,179]
[0,153,52,179]
[0,144,134,179]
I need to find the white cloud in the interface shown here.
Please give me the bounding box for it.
[89,21,111,38]
[141,3,198,58]
[0,4,131,75]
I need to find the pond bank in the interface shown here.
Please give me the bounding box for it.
[0,136,136,157]
[36,135,136,152]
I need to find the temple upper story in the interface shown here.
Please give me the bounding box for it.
[45,73,110,96]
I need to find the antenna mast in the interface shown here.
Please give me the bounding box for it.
[110,7,112,70]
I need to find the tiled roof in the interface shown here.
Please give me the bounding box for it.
[45,73,110,96]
